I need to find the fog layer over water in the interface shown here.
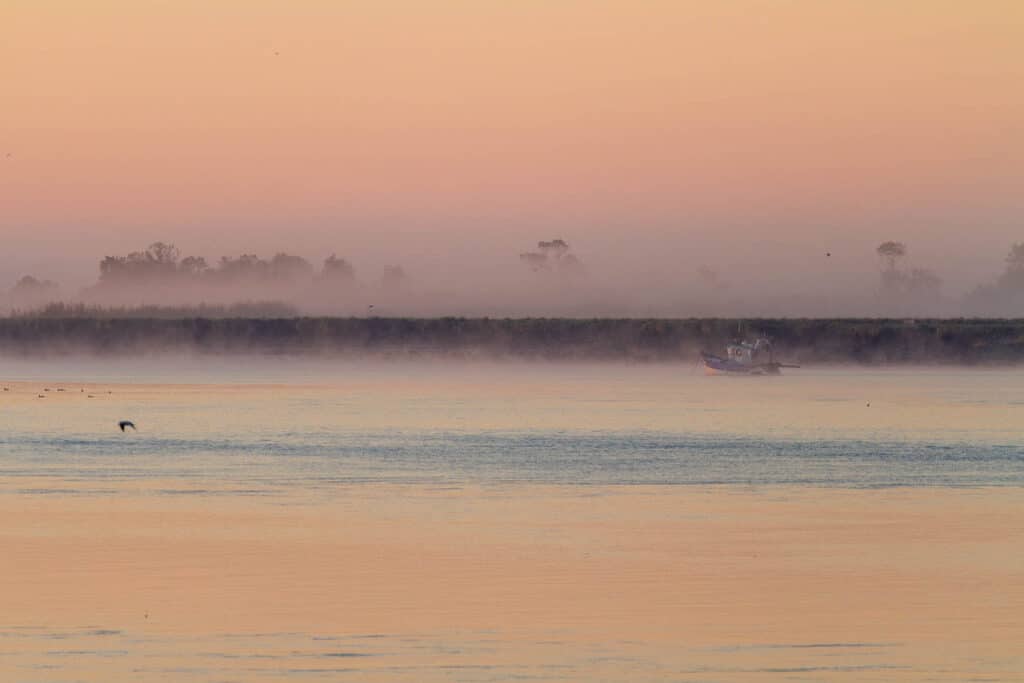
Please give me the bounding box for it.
[4,237,1024,317]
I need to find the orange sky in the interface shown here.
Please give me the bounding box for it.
[2,1,1022,290]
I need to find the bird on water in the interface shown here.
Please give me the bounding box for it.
[119,421,137,432]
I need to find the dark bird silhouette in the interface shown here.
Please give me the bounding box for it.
[37,394,45,398]
[119,420,136,432]
[826,252,831,257]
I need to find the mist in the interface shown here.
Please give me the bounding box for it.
[2,234,1023,318]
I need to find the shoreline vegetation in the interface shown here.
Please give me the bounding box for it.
[2,305,1024,363]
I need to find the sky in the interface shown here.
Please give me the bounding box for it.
[2,1,1022,311]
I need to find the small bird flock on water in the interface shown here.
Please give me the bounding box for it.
[1,385,137,432]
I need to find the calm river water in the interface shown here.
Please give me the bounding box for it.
[1,359,1021,681]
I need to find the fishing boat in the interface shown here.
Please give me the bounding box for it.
[700,336,799,375]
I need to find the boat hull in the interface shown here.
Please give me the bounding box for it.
[700,351,781,376]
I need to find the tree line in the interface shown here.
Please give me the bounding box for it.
[5,238,1024,316]
[94,242,363,289]
[1,315,1023,364]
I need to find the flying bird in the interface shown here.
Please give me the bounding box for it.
[119,421,137,432]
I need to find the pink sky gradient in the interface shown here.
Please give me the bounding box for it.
[2,1,1022,304]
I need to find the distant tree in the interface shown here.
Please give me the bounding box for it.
[145,242,180,265]
[319,254,355,284]
[520,239,584,277]
[9,275,59,308]
[876,241,910,295]
[876,241,907,271]
[215,254,268,282]
[179,255,209,276]
[97,242,181,285]
[965,242,1024,315]
[99,255,127,282]
[538,239,570,261]
[11,275,58,295]
[997,242,1024,291]
[269,253,314,282]
[1007,242,1024,268]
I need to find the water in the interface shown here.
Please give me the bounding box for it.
[2,361,1022,491]
[1,360,1022,681]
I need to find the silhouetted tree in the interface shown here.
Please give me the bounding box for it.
[877,241,907,271]
[213,254,269,283]
[520,239,584,276]
[319,254,356,284]
[179,255,209,276]
[877,241,909,295]
[11,275,58,295]
[269,253,314,282]
[146,242,180,265]
[98,242,183,285]
[538,239,570,261]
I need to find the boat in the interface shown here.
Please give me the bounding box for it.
[700,336,799,375]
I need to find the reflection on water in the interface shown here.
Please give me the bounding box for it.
[1,361,1022,681]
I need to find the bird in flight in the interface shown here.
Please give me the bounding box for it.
[119,420,137,432]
